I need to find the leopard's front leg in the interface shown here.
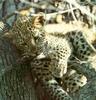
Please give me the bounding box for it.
[31,59,72,100]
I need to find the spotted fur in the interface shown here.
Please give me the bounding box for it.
[6,14,96,100]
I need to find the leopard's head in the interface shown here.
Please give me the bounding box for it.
[27,13,45,39]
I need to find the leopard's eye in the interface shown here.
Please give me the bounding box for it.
[28,28,38,38]
[27,27,33,31]
[28,27,32,31]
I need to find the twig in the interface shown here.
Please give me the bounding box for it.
[65,0,96,20]
[67,52,96,80]
[31,7,78,20]
[2,6,77,22]
[69,2,77,21]
[2,0,7,18]
[14,0,20,21]
[2,6,32,21]
[20,0,57,10]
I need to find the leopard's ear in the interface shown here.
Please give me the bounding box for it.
[33,13,45,28]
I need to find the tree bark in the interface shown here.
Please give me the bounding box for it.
[73,78,96,100]
[0,37,38,100]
